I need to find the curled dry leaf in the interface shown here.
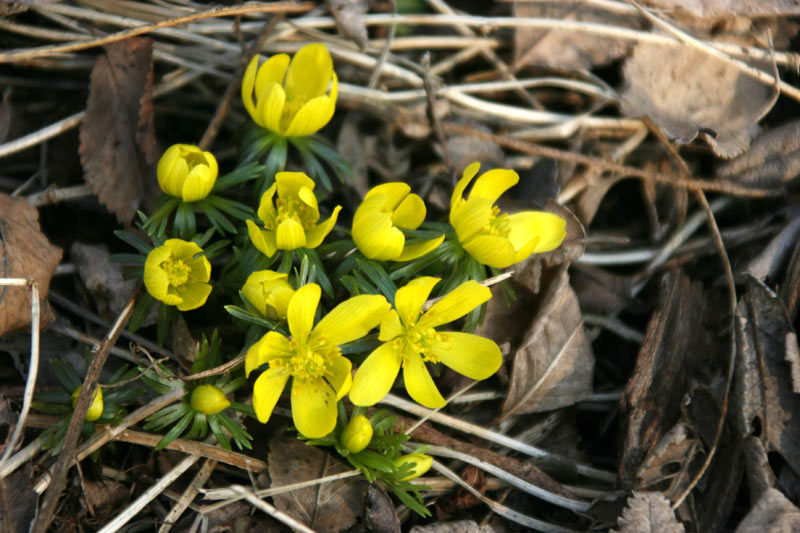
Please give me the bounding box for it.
[0,193,62,336]
[716,120,800,189]
[732,275,800,477]
[500,267,594,419]
[735,488,800,532]
[71,242,137,320]
[621,42,776,158]
[268,436,363,533]
[636,422,698,496]
[79,37,157,225]
[365,484,400,533]
[613,491,685,533]
[328,0,369,50]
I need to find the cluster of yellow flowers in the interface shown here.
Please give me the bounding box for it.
[139,43,567,445]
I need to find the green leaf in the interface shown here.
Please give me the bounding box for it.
[213,163,265,191]
[154,411,194,450]
[356,450,396,473]
[208,414,231,451]
[50,359,82,392]
[128,292,155,333]
[114,230,153,255]
[355,258,397,303]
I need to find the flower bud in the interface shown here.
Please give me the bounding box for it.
[157,144,218,202]
[71,385,104,422]
[394,453,433,481]
[241,270,295,320]
[340,415,373,453]
[190,384,231,415]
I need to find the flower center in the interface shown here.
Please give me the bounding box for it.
[273,338,341,381]
[396,324,445,365]
[161,258,190,287]
[273,196,315,230]
[482,206,511,238]
[183,151,207,169]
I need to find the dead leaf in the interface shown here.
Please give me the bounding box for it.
[328,0,368,50]
[571,264,636,316]
[621,41,776,158]
[443,129,504,177]
[71,242,136,320]
[83,479,129,518]
[717,120,800,189]
[618,272,702,487]
[0,193,62,335]
[735,488,800,532]
[636,422,699,496]
[79,37,157,225]
[268,436,363,532]
[513,2,640,70]
[613,491,685,533]
[365,484,400,533]
[411,521,495,533]
[731,275,800,477]
[500,267,594,418]
[643,0,800,18]
[743,215,800,282]
[696,440,745,532]
[743,436,775,504]
[0,464,37,533]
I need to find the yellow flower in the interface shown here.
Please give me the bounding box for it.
[71,385,104,422]
[242,270,295,320]
[190,384,231,415]
[241,43,338,137]
[157,144,218,202]
[246,171,341,257]
[394,453,433,481]
[352,183,444,261]
[350,277,502,409]
[340,414,373,453]
[144,239,212,311]
[245,284,390,438]
[450,162,567,269]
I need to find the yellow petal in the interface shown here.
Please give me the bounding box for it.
[242,270,288,316]
[352,204,404,260]
[326,355,352,400]
[431,332,502,380]
[256,184,277,225]
[392,193,425,230]
[394,453,433,481]
[276,171,315,199]
[175,282,212,311]
[291,377,337,438]
[253,367,290,423]
[191,384,231,415]
[245,331,291,377]
[143,245,172,301]
[181,165,215,202]
[157,144,184,197]
[297,185,320,224]
[419,280,491,328]
[395,277,439,326]
[364,182,410,211]
[462,234,516,268]
[349,341,403,406]
[403,350,445,408]
[247,219,278,257]
[508,211,567,254]
[266,286,294,320]
[165,239,203,262]
[378,310,403,341]
[254,54,290,94]
[469,168,519,203]
[276,217,307,250]
[451,198,493,243]
[186,254,211,284]
[340,414,373,453]
[285,95,336,137]
[305,205,342,249]
[256,81,286,133]
[288,283,320,344]
[450,161,481,221]
[395,235,445,262]
[284,43,333,103]
[313,294,390,346]
[241,55,260,119]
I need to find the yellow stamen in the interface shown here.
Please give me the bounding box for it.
[161,258,190,287]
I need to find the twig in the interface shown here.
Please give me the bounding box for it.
[229,485,318,533]
[27,184,94,207]
[0,112,83,160]
[159,458,217,533]
[0,280,39,473]
[367,0,396,89]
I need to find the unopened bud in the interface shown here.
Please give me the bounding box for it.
[71,386,104,422]
[341,415,373,453]
[394,453,433,481]
[190,384,231,415]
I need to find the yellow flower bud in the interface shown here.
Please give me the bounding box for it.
[340,415,373,453]
[241,270,295,320]
[157,144,218,202]
[394,453,433,481]
[190,384,231,415]
[71,385,104,422]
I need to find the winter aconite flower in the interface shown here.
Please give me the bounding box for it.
[246,172,341,257]
[246,283,390,438]
[157,144,218,202]
[71,385,104,422]
[241,270,295,320]
[350,277,502,409]
[340,414,373,454]
[450,162,567,269]
[394,453,433,481]
[352,183,444,261]
[242,43,338,137]
[144,239,212,311]
[190,384,231,416]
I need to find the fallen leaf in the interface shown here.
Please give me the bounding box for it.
[613,491,685,533]
[696,440,745,532]
[571,264,636,316]
[513,2,640,70]
[743,215,800,282]
[0,193,62,335]
[643,0,800,18]
[636,422,699,496]
[443,129,504,177]
[328,0,368,50]
[71,242,137,320]
[743,436,775,503]
[0,464,37,533]
[83,479,129,519]
[365,484,400,533]
[500,267,594,418]
[620,41,776,158]
[411,520,495,533]
[268,436,363,532]
[731,275,800,477]
[618,272,702,487]
[735,488,800,532]
[79,37,157,225]
[716,120,800,189]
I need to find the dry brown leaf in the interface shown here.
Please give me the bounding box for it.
[732,275,800,477]
[613,491,685,533]
[643,0,800,18]
[268,436,363,532]
[70,242,137,320]
[411,521,495,533]
[717,121,800,189]
[500,267,594,418]
[743,436,775,504]
[620,41,776,158]
[636,422,698,495]
[328,0,368,50]
[696,441,746,532]
[513,2,640,70]
[0,193,62,336]
[79,37,157,225]
[0,464,37,533]
[365,484,400,533]
[618,272,702,487]
[743,216,800,282]
[736,488,800,532]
